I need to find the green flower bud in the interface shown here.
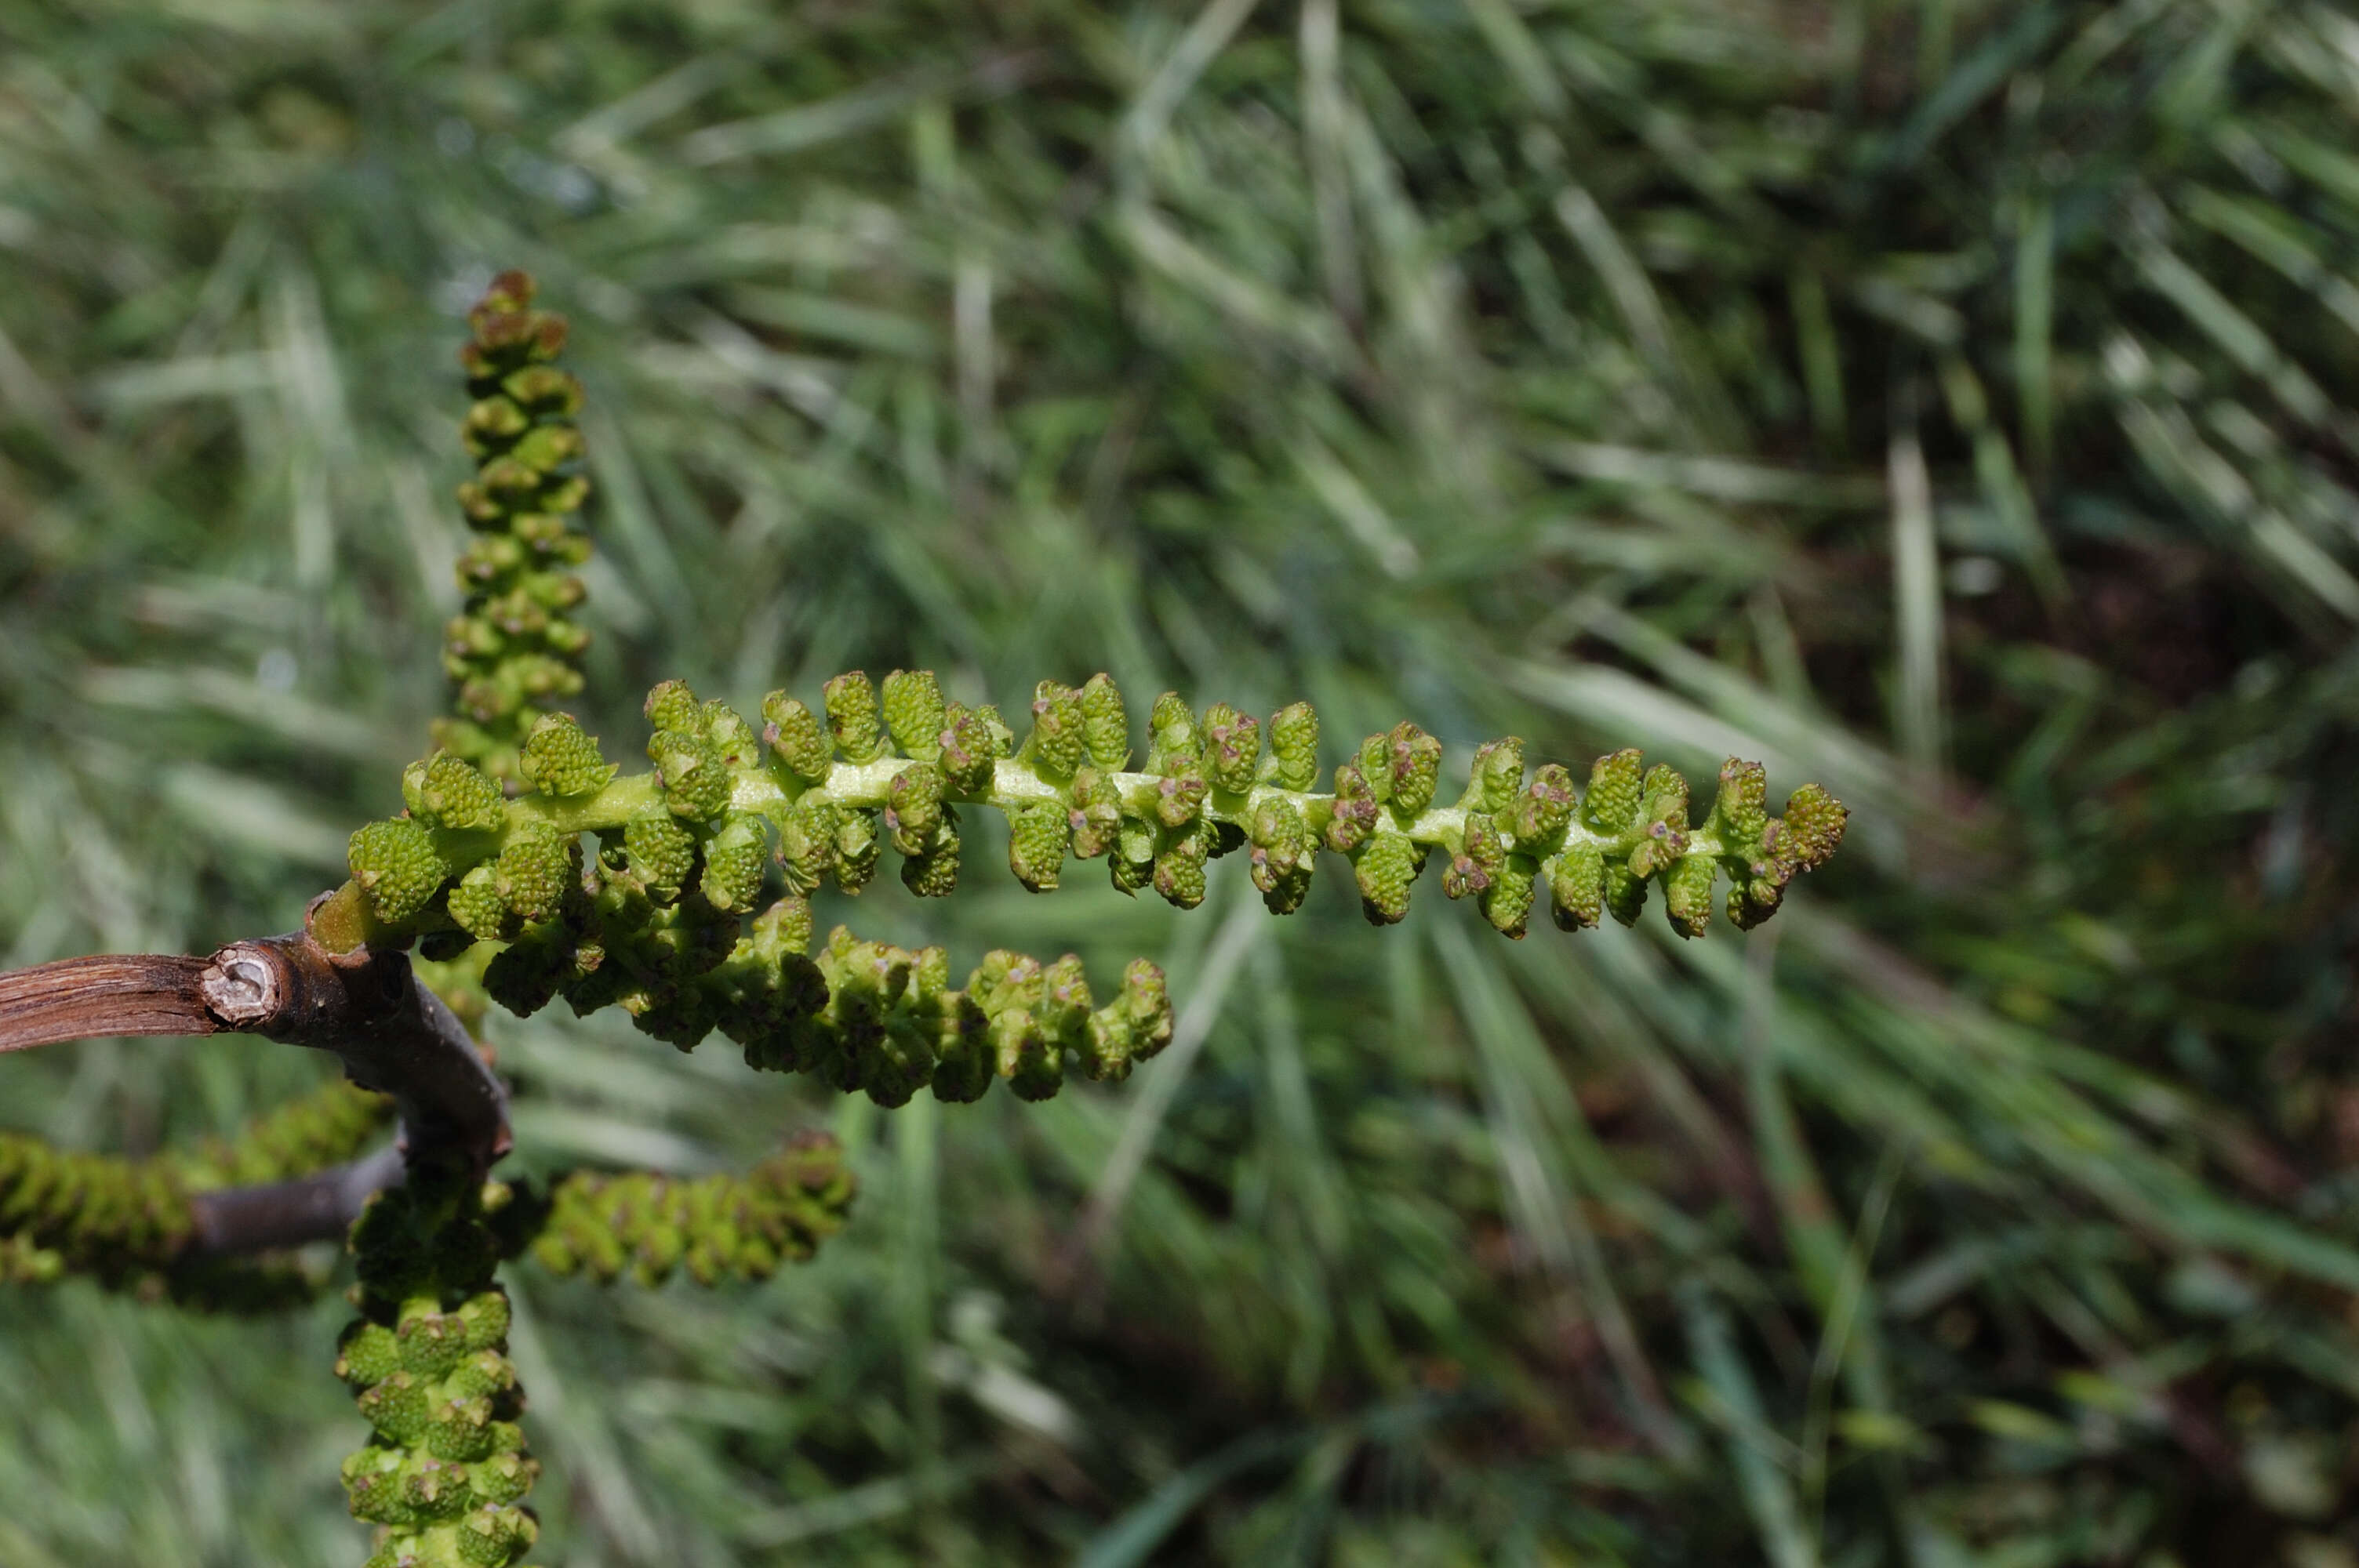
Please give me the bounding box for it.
[832,808,879,893]
[1068,767,1123,858]
[776,796,837,894]
[1707,757,1770,847]
[337,1321,402,1387]
[823,671,884,764]
[1510,764,1576,847]
[1325,764,1379,852]
[518,712,615,797]
[1548,844,1604,931]
[1153,764,1209,829]
[624,811,696,898]
[644,678,702,734]
[899,811,962,898]
[1353,832,1423,925]
[885,764,945,855]
[1248,797,1314,914]
[1604,861,1648,927]
[1080,673,1130,769]
[1465,737,1526,813]
[649,728,732,820]
[1386,722,1443,817]
[701,699,761,766]
[699,814,770,913]
[1021,681,1086,779]
[349,818,453,925]
[1202,704,1261,794]
[1152,822,1210,909]
[761,691,833,782]
[447,865,517,942]
[882,670,947,763]
[930,993,994,1103]
[937,703,998,796]
[1147,691,1199,762]
[1355,733,1394,804]
[1109,814,1157,895]
[1267,701,1320,790]
[1008,800,1069,891]
[494,823,572,924]
[1779,783,1848,871]
[1663,853,1716,938]
[1482,857,1538,938]
[402,753,507,831]
[1581,749,1644,834]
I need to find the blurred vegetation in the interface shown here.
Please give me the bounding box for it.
[1,0,2357,1562]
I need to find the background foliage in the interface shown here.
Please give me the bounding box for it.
[1,0,2356,1562]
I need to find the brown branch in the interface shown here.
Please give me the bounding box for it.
[187,1145,405,1255]
[0,897,511,1266]
[0,953,219,1052]
[198,927,510,1181]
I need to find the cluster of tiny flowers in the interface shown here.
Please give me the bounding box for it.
[525,1131,854,1287]
[338,1174,540,1568]
[433,270,594,780]
[343,669,1844,1105]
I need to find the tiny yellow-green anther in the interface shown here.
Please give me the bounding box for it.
[625,812,696,898]
[761,691,833,782]
[349,818,453,925]
[1267,700,1320,790]
[823,672,885,764]
[1080,673,1130,768]
[701,699,761,767]
[403,754,507,831]
[1021,681,1087,779]
[1203,704,1261,794]
[1354,832,1422,925]
[881,670,947,763]
[1008,800,1069,892]
[700,815,770,913]
[885,764,945,855]
[519,713,615,797]
[644,678,702,735]
[1148,691,1198,759]
[1582,749,1645,834]
[448,865,516,942]
[649,728,732,819]
[1548,844,1605,930]
[494,823,572,924]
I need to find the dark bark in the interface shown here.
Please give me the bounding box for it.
[186,1145,405,1255]
[0,905,511,1260]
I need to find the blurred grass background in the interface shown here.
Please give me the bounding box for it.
[1,0,2357,1561]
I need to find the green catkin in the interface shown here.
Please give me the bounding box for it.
[435,270,593,781]
[528,1133,854,1287]
[311,274,1855,1563]
[338,1173,538,1568]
